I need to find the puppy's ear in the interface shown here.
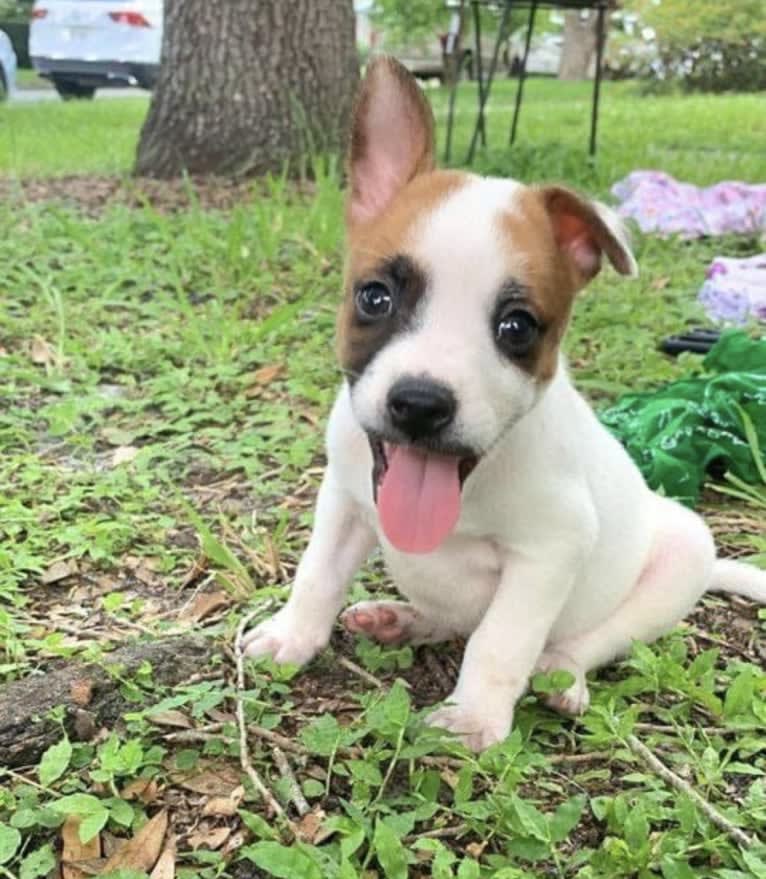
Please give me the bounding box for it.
[347,56,435,225]
[539,186,638,287]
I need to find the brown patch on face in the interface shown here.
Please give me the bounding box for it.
[337,170,470,376]
[498,185,633,382]
[498,189,578,382]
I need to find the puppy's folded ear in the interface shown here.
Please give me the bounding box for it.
[538,186,638,287]
[347,56,435,225]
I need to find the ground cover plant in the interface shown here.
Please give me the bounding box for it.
[0,79,764,878]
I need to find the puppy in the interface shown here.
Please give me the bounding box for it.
[243,57,766,751]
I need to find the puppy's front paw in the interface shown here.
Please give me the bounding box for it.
[427,696,513,752]
[240,610,326,666]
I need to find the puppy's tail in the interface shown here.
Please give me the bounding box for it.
[710,559,766,603]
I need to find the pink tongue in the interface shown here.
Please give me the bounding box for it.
[377,445,461,554]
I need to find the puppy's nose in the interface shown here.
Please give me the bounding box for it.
[387,378,456,439]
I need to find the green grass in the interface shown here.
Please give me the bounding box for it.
[0,80,764,879]
[0,96,148,176]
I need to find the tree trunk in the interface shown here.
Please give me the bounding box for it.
[558,10,598,80]
[135,0,359,178]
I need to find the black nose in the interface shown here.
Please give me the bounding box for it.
[387,378,457,439]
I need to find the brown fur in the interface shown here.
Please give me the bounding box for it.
[337,170,469,371]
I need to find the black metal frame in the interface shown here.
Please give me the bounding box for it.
[444,0,610,165]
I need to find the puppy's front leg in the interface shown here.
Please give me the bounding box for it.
[429,552,579,751]
[242,468,376,665]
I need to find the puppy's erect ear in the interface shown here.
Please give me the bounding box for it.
[347,56,435,225]
[539,186,638,286]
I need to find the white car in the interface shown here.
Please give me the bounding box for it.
[0,30,17,101]
[29,0,162,100]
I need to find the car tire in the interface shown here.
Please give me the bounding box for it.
[53,78,96,100]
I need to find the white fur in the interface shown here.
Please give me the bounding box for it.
[243,175,766,752]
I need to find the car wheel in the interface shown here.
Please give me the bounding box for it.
[53,78,96,100]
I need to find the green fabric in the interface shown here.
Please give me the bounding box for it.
[599,330,766,506]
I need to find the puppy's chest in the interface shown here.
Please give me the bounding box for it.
[382,533,504,630]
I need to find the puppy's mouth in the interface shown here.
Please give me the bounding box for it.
[368,435,478,555]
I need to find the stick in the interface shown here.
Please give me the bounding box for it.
[337,656,387,689]
[626,734,757,849]
[273,746,310,817]
[234,610,297,836]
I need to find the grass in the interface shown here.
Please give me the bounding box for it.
[0,80,764,879]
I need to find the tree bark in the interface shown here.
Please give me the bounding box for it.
[135,0,359,178]
[558,10,598,80]
[0,637,214,767]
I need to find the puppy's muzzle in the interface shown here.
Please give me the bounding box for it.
[386,377,456,441]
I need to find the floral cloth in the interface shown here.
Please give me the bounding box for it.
[698,254,766,324]
[611,171,766,238]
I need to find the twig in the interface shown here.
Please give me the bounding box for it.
[406,823,469,843]
[0,767,58,796]
[273,746,310,816]
[547,750,614,766]
[337,656,387,689]
[249,723,306,755]
[234,609,297,836]
[626,734,757,849]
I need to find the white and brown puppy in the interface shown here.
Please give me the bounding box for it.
[243,57,766,751]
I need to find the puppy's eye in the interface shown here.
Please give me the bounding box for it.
[355,282,394,322]
[495,308,539,357]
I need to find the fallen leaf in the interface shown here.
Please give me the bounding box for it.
[253,363,283,385]
[296,808,328,844]
[176,765,241,797]
[41,559,78,585]
[179,590,230,622]
[466,841,487,859]
[30,335,56,367]
[62,816,101,879]
[222,828,248,857]
[187,826,231,851]
[202,785,244,817]
[69,678,94,707]
[148,710,192,729]
[121,778,159,804]
[149,833,176,879]
[111,445,139,467]
[651,275,671,290]
[99,809,167,874]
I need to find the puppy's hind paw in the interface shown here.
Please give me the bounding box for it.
[240,610,326,667]
[341,600,421,645]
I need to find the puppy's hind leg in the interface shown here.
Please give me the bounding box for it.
[542,499,715,716]
[341,600,457,646]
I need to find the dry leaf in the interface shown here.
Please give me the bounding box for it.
[465,842,487,859]
[62,815,101,879]
[99,810,167,875]
[187,826,231,851]
[30,335,56,367]
[253,363,283,385]
[202,785,244,818]
[149,834,176,879]
[69,678,94,707]
[651,276,671,290]
[148,710,192,729]
[179,590,230,622]
[121,778,160,804]
[176,765,241,797]
[41,559,78,585]
[295,808,327,844]
[111,445,139,467]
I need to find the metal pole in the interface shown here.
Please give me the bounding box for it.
[467,0,514,163]
[589,1,606,158]
[509,0,537,145]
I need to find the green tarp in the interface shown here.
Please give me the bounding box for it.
[600,331,766,506]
